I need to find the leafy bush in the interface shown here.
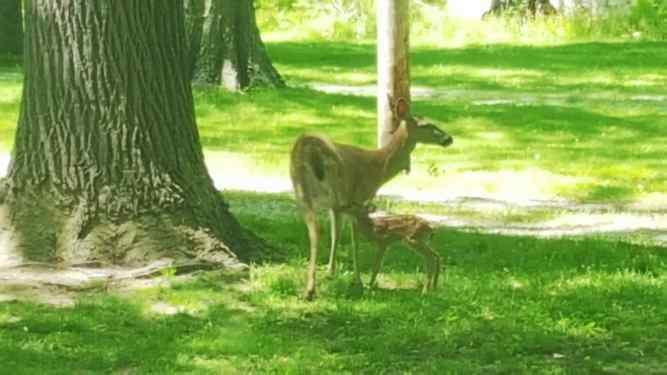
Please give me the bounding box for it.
[255,0,666,44]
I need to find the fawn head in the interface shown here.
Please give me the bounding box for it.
[390,96,453,148]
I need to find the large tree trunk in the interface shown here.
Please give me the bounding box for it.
[186,0,284,91]
[0,1,264,268]
[0,0,23,56]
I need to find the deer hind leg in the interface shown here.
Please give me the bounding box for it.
[327,209,342,275]
[408,240,441,294]
[369,243,387,289]
[350,219,363,288]
[303,209,320,300]
[427,245,441,292]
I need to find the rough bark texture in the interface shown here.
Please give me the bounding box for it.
[186,0,284,90]
[0,0,264,268]
[0,0,23,56]
[376,0,410,148]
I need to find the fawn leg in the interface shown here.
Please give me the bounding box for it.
[369,243,387,288]
[303,209,319,300]
[408,240,438,294]
[327,209,342,275]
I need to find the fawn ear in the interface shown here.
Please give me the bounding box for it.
[395,97,409,119]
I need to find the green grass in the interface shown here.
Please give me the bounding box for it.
[2,41,666,203]
[1,190,666,373]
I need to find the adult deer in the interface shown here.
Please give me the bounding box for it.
[290,97,453,300]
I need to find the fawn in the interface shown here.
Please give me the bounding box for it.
[350,204,441,294]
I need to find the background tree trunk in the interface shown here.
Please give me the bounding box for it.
[0,0,263,267]
[376,0,410,148]
[187,0,283,90]
[0,0,23,56]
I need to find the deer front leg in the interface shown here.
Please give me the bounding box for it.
[303,209,320,300]
[327,209,342,275]
[369,243,387,289]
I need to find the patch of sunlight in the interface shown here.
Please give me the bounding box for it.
[477,305,498,321]
[204,151,291,193]
[0,152,8,177]
[549,271,663,297]
[554,318,610,339]
[473,131,507,141]
[423,65,546,83]
[0,311,20,323]
[0,86,21,104]
[382,167,579,203]
[626,74,666,87]
[188,357,241,374]
[634,193,667,208]
[558,73,616,86]
[538,212,667,233]
[446,0,491,19]
[279,67,375,86]
[631,95,666,102]
[309,83,437,99]
[507,276,527,290]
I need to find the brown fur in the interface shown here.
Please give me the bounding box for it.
[352,206,441,294]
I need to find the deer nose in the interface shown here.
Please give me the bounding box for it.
[442,135,453,147]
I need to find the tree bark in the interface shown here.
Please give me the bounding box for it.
[186,0,283,91]
[376,0,410,148]
[0,0,264,268]
[0,0,23,56]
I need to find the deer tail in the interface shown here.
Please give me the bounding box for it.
[290,134,343,209]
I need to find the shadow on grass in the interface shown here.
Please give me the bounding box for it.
[2,213,665,372]
[1,186,666,372]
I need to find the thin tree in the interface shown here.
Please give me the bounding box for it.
[0,1,263,267]
[0,0,23,56]
[185,0,283,90]
[376,0,410,147]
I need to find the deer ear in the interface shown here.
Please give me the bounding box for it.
[387,94,409,119]
[395,97,409,119]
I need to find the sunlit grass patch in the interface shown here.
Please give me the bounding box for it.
[1,41,666,204]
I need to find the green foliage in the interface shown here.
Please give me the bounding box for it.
[630,0,667,38]
[255,0,666,44]
[1,191,666,373]
[255,0,448,42]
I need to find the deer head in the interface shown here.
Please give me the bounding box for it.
[390,95,453,148]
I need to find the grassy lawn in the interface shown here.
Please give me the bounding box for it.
[1,191,666,373]
[1,40,666,372]
[2,41,667,203]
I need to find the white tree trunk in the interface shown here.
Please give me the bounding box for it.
[376,0,410,148]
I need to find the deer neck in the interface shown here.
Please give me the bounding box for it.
[378,127,416,183]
